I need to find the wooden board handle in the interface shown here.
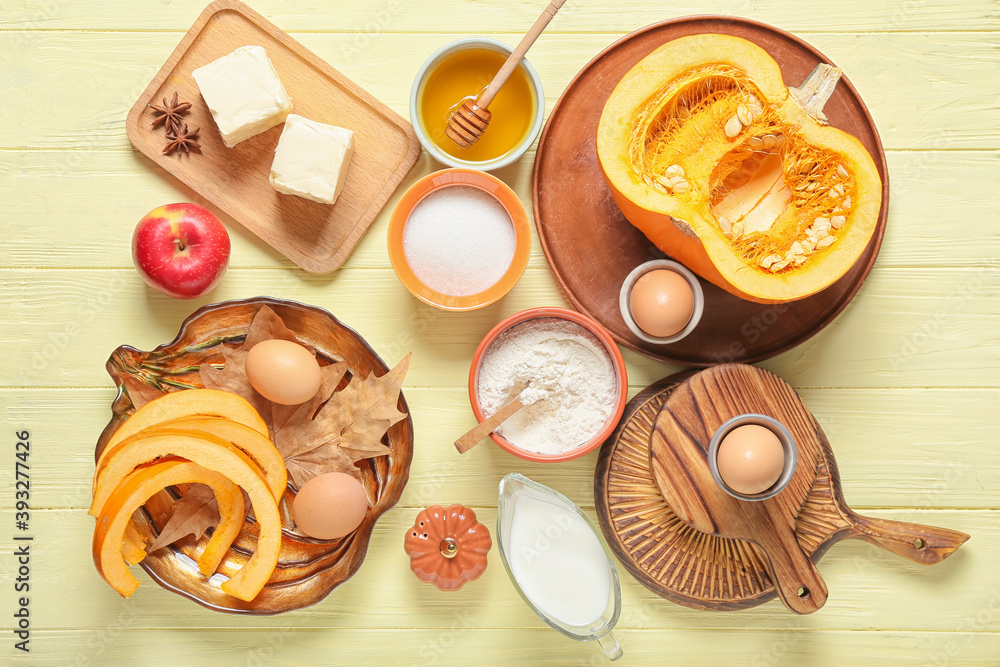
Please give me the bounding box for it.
[758,527,829,614]
[846,511,970,565]
[478,0,566,109]
[454,397,525,454]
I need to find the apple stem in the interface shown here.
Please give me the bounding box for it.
[174,238,186,252]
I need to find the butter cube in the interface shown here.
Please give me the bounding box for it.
[269,114,355,205]
[192,46,292,147]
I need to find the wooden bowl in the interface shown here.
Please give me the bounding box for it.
[98,297,414,614]
[532,16,889,367]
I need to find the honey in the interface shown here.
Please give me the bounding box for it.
[420,47,535,163]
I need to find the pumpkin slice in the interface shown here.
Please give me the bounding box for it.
[109,416,285,559]
[133,417,286,502]
[99,389,268,464]
[597,33,882,303]
[93,458,246,598]
[91,427,269,517]
[123,520,147,566]
[90,431,282,600]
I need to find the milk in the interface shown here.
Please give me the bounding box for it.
[506,492,611,628]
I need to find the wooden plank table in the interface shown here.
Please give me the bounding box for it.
[2,0,998,664]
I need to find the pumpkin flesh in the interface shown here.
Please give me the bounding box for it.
[597,34,882,303]
[89,429,282,600]
[93,458,246,598]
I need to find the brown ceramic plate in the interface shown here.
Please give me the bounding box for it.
[98,297,413,614]
[532,16,889,367]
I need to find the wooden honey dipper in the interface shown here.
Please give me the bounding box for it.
[445,0,566,149]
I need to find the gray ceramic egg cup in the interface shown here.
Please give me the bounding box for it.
[707,413,798,501]
[409,38,545,171]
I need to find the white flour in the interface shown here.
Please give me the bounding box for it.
[477,318,617,455]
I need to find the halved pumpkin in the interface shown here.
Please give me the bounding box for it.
[597,33,882,303]
[93,458,246,598]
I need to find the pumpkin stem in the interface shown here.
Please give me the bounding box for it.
[788,63,842,126]
[440,537,459,559]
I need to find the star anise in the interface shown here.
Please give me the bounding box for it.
[149,92,192,135]
[162,124,201,156]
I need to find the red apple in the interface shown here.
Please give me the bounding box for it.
[132,203,231,299]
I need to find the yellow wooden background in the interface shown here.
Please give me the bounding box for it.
[2,0,999,664]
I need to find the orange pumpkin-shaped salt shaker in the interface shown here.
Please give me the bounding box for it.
[404,504,492,590]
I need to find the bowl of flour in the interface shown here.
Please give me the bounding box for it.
[469,308,628,462]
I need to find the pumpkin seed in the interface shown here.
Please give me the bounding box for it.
[774,134,786,147]
[718,216,733,233]
[813,217,831,234]
[816,235,837,248]
[654,174,674,190]
[673,180,692,193]
[790,241,804,256]
[828,183,845,198]
[760,253,782,269]
[842,195,852,211]
[665,164,686,176]
[762,134,778,148]
[836,164,849,179]
[794,256,807,265]
[801,238,815,253]
[831,215,847,229]
[737,104,751,126]
[725,115,743,138]
[732,221,745,238]
[747,136,765,150]
[772,259,791,271]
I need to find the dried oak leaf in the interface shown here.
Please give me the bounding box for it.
[119,375,168,412]
[198,305,304,428]
[276,354,410,489]
[146,484,221,553]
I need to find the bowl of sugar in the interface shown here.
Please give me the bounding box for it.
[468,307,628,462]
[388,169,532,311]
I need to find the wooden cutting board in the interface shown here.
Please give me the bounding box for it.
[125,0,420,273]
[595,366,969,613]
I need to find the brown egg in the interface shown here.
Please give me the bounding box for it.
[292,472,370,540]
[716,424,785,495]
[629,269,694,337]
[245,339,322,405]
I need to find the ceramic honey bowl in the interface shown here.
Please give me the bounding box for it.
[410,38,544,170]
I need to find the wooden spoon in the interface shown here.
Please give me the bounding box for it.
[445,0,566,149]
[454,396,525,453]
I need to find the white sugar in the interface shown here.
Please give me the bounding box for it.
[403,186,516,296]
